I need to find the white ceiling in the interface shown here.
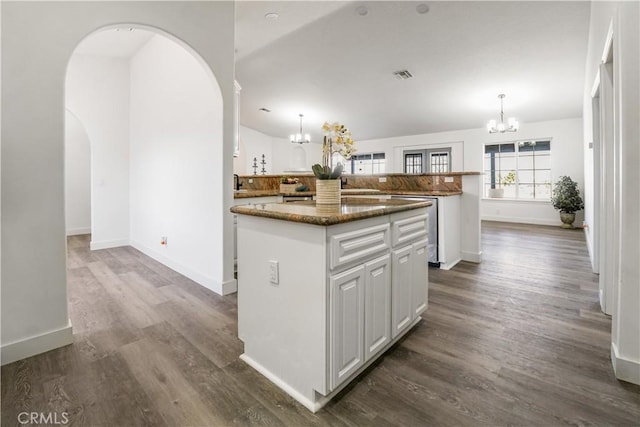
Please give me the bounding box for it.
[71,1,591,144]
[236,1,591,142]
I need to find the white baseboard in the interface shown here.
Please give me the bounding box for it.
[611,343,640,385]
[1,321,73,366]
[90,238,130,250]
[130,240,236,296]
[461,250,482,263]
[240,353,322,413]
[481,216,560,226]
[439,257,462,270]
[220,278,238,295]
[66,227,91,236]
[240,317,422,413]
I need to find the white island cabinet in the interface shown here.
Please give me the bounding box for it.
[232,199,430,412]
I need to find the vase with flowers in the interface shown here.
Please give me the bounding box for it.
[312,121,356,205]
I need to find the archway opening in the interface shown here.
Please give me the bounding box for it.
[65,26,224,295]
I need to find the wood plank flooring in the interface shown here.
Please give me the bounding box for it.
[2,222,639,426]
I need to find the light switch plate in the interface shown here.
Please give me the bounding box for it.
[444,176,454,183]
[268,260,279,284]
[379,177,387,183]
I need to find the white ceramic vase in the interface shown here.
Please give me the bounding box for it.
[315,179,341,205]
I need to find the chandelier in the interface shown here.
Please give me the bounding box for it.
[487,94,519,133]
[290,114,310,144]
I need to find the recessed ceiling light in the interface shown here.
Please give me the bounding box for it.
[416,3,430,14]
[264,12,279,20]
[259,108,271,113]
[355,5,369,16]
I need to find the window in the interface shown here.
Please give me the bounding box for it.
[404,148,452,173]
[404,153,423,174]
[349,152,386,174]
[426,148,451,173]
[484,140,551,199]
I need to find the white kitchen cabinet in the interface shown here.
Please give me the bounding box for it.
[411,239,429,317]
[330,265,365,390]
[391,238,429,338]
[391,245,413,338]
[236,204,429,412]
[364,254,392,361]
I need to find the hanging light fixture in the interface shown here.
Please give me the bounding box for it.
[487,94,519,133]
[290,114,311,144]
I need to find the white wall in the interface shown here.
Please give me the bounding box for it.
[1,2,235,365]
[129,35,225,293]
[65,55,130,247]
[64,110,91,235]
[234,125,323,175]
[582,1,640,384]
[358,118,584,226]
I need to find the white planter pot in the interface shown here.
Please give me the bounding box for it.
[315,179,341,205]
[488,188,504,198]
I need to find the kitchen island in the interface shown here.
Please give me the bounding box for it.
[231,198,431,412]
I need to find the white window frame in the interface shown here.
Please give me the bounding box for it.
[483,139,552,200]
[349,152,386,174]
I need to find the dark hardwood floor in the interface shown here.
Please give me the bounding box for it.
[2,221,639,426]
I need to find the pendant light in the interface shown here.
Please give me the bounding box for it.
[290,114,311,144]
[487,94,519,133]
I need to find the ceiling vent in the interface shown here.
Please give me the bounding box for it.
[393,70,413,80]
[258,107,271,113]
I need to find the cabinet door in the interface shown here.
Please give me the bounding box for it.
[330,265,365,390]
[391,246,413,338]
[412,239,429,317]
[364,254,391,361]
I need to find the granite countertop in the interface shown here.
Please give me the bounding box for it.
[230,197,432,226]
[234,189,462,198]
[234,190,280,198]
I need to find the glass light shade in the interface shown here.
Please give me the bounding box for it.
[487,120,497,132]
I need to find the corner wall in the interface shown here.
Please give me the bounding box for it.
[582,0,640,385]
[1,1,235,365]
[65,54,130,246]
[129,35,226,293]
[64,110,91,235]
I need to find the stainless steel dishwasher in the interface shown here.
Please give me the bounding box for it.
[391,196,439,266]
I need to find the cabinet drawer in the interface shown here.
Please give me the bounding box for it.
[329,224,390,270]
[392,213,428,247]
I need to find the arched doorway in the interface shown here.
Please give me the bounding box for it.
[65,25,226,293]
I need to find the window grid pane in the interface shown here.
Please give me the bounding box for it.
[351,152,385,175]
[430,152,449,173]
[484,139,552,200]
[405,153,423,174]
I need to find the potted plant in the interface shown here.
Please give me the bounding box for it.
[312,122,356,205]
[488,171,515,198]
[551,175,584,228]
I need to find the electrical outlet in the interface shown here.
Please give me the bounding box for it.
[379,177,387,183]
[268,260,279,284]
[248,178,254,184]
[160,236,168,246]
[444,176,454,183]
